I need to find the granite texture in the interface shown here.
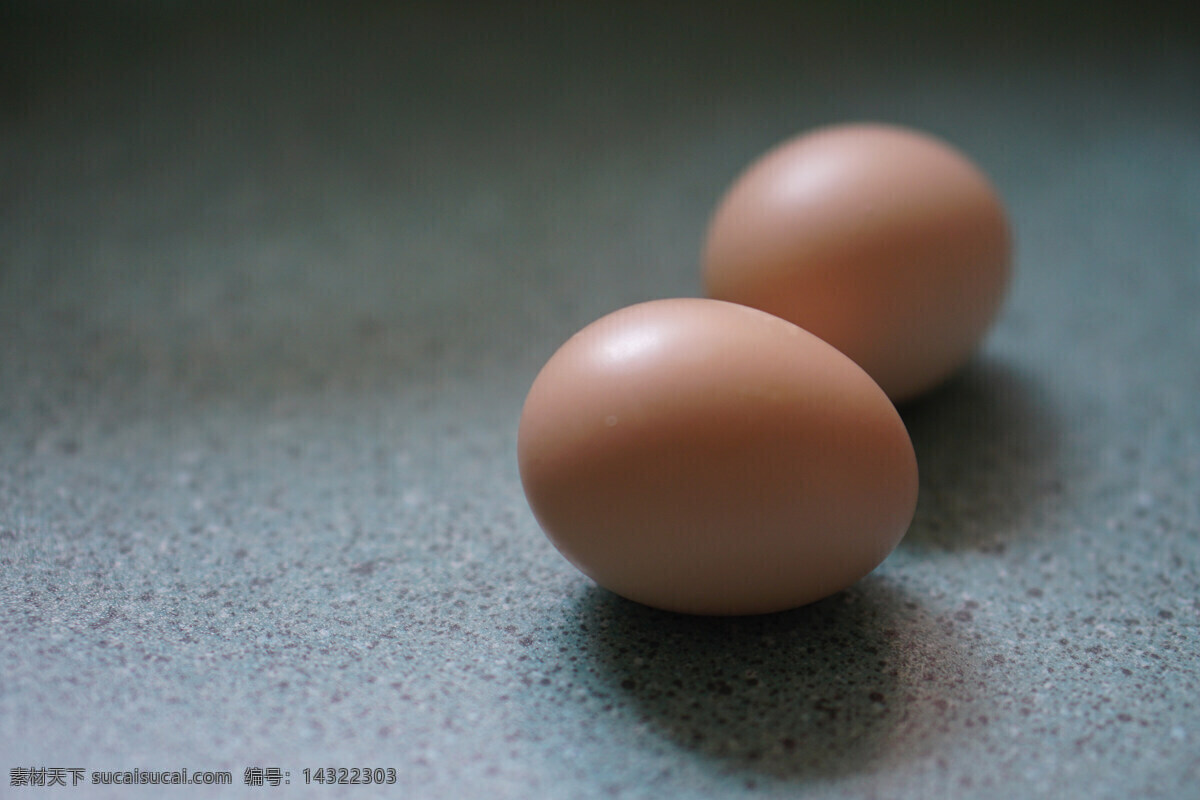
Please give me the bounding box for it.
[2,2,1198,798]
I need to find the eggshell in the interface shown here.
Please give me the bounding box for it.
[517,298,917,616]
[703,123,1011,403]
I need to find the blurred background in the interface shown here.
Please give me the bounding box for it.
[4,1,1194,403]
[2,2,1197,798]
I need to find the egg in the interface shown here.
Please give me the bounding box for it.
[517,298,918,615]
[702,123,1011,403]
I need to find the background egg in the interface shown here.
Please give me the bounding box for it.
[702,123,1012,403]
[517,298,918,615]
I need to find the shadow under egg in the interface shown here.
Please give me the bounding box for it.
[565,575,973,780]
[899,356,1062,552]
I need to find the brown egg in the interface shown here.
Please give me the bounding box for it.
[517,298,917,615]
[703,123,1011,403]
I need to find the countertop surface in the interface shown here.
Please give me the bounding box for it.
[2,3,1198,798]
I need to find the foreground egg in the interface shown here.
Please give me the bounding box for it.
[703,123,1011,403]
[517,298,917,615]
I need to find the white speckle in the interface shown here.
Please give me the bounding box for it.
[605,415,618,427]
[403,488,425,507]
[1171,726,1187,741]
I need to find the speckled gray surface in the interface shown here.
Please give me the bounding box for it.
[2,2,1199,798]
